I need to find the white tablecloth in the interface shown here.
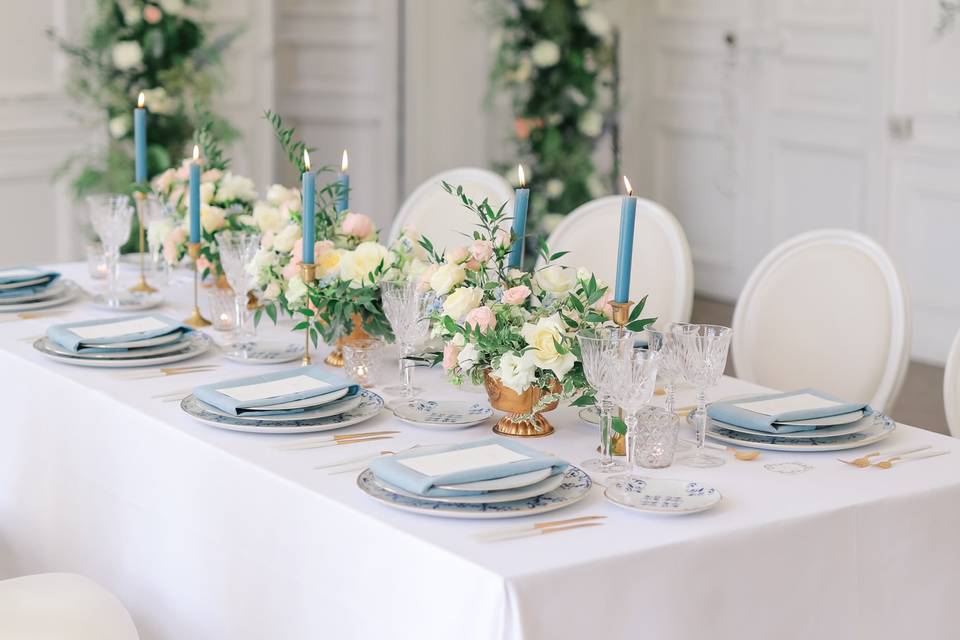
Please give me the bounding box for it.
[2,263,960,640]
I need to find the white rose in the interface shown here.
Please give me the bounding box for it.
[218,172,257,203]
[442,286,483,322]
[286,275,308,305]
[496,352,537,395]
[429,263,466,295]
[112,41,143,70]
[246,248,278,282]
[147,218,173,249]
[262,282,281,301]
[536,265,577,296]
[578,110,604,137]
[252,202,284,234]
[340,241,390,286]
[159,0,184,14]
[520,314,576,380]
[545,179,564,198]
[581,10,611,38]
[265,184,297,206]
[457,343,481,371]
[531,40,560,67]
[200,182,215,205]
[274,224,301,253]
[200,205,226,233]
[142,87,176,115]
[108,115,129,139]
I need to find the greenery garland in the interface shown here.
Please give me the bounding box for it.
[489,0,619,233]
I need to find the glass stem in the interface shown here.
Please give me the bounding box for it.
[665,383,676,414]
[234,295,247,343]
[696,387,708,451]
[598,396,616,465]
[624,412,639,475]
[105,249,119,301]
[400,342,413,397]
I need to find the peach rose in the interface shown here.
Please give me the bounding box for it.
[593,289,614,319]
[417,263,438,291]
[464,306,497,333]
[442,341,462,371]
[501,285,531,305]
[469,239,494,263]
[143,5,163,23]
[464,259,482,271]
[162,227,187,264]
[445,246,469,264]
[341,212,375,239]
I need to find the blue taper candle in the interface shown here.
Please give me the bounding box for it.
[508,165,529,269]
[189,145,201,244]
[134,92,147,184]
[302,149,316,264]
[614,176,637,303]
[336,149,349,213]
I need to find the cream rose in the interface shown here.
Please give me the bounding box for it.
[429,263,466,295]
[218,173,257,202]
[442,286,483,322]
[252,202,285,234]
[273,224,301,253]
[520,314,576,379]
[340,241,390,285]
[531,40,560,67]
[285,275,308,306]
[112,41,143,70]
[536,265,577,296]
[200,205,226,233]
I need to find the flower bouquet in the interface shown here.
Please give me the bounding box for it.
[423,182,655,436]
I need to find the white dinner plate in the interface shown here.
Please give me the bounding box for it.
[89,291,164,312]
[194,393,365,423]
[33,332,212,368]
[245,387,351,411]
[604,476,722,516]
[38,334,197,360]
[222,341,305,365]
[0,280,67,305]
[0,282,80,313]
[706,413,896,451]
[435,467,553,492]
[179,390,384,434]
[357,466,591,520]
[391,399,493,429]
[374,471,566,505]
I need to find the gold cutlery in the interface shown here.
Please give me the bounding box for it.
[839,445,931,468]
[0,310,69,323]
[292,435,394,449]
[280,431,400,451]
[126,365,218,380]
[475,515,607,541]
[872,449,949,469]
[481,522,604,542]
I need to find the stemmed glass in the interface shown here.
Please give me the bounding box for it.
[140,195,174,285]
[576,327,635,474]
[674,324,733,468]
[380,280,434,398]
[87,194,134,307]
[609,347,660,477]
[217,231,262,357]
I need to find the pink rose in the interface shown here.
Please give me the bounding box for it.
[442,341,462,371]
[464,306,497,333]
[284,238,334,279]
[469,239,494,263]
[494,227,511,248]
[162,227,186,264]
[195,256,211,274]
[417,264,438,291]
[316,239,335,254]
[464,259,482,271]
[445,246,469,264]
[501,285,531,305]
[261,232,275,250]
[341,212,375,239]
[143,5,163,23]
[593,289,614,319]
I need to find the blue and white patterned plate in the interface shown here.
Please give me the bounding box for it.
[191,392,364,423]
[90,291,164,312]
[0,280,80,313]
[604,476,722,515]
[180,389,384,434]
[357,466,592,519]
[705,412,896,452]
[391,399,493,429]
[222,340,305,365]
[34,332,212,368]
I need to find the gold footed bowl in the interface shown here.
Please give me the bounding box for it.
[325,314,370,367]
[483,370,561,438]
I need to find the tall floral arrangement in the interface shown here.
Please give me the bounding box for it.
[50,0,238,198]
[489,0,618,233]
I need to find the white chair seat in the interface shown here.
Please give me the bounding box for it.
[944,328,960,437]
[389,167,514,253]
[732,229,910,412]
[538,195,694,328]
[0,573,139,640]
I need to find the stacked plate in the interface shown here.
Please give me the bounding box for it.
[358,439,591,519]
[34,314,211,368]
[0,268,78,313]
[181,367,384,434]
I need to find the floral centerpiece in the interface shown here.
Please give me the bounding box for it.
[422,182,654,437]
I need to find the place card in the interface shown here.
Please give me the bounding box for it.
[69,316,171,340]
[397,444,530,477]
[218,375,331,402]
[734,393,841,417]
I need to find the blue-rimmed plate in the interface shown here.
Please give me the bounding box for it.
[704,412,896,451]
[391,399,493,429]
[375,471,566,505]
[179,389,384,434]
[33,332,212,368]
[191,392,364,423]
[222,340,305,365]
[604,476,722,515]
[356,466,591,519]
[89,291,164,312]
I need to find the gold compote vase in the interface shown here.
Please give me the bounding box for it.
[483,370,561,437]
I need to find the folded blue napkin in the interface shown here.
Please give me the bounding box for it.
[0,267,59,287]
[194,366,358,416]
[707,388,870,434]
[0,280,59,299]
[46,314,191,353]
[369,438,568,498]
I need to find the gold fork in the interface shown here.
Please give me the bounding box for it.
[838,451,883,468]
[0,310,68,323]
[126,365,218,380]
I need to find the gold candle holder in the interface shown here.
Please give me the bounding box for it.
[300,263,316,366]
[129,191,158,294]
[183,242,211,328]
[609,300,632,456]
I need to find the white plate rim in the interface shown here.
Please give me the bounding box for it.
[89,291,164,312]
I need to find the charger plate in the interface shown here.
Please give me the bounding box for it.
[33,332,212,368]
[706,413,896,452]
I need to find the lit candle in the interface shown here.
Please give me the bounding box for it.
[134,91,147,184]
[302,149,316,264]
[336,149,349,213]
[507,164,529,269]
[189,145,201,244]
[614,176,637,303]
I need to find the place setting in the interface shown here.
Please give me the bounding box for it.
[0,267,80,315]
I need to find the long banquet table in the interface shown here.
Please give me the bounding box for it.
[2,262,960,640]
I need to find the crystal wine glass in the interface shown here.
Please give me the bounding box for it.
[139,194,174,284]
[608,347,660,478]
[576,327,636,474]
[87,194,134,307]
[217,231,262,358]
[674,324,733,468]
[380,280,434,397]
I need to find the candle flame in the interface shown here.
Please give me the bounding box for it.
[192,145,200,161]
[137,92,145,108]
[341,149,349,172]
[304,149,311,171]
[518,164,526,188]
[623,175,633,196]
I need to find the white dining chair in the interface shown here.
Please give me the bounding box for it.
[732,228,910,412]
[388,167,514,253]
[943,329,960,437]
[0,573,139,640]
[537,195,694,327]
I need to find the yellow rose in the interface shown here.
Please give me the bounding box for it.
[519,313,576,379]
[429,263,466,295]
[317,249,343,278]
[340,241,391,285]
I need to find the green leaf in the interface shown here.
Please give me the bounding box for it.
[611,417,628,436]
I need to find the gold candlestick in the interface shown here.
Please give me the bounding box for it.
[129,191,158,294]
[609,300,632,456]
[300,263,316,366]
[183,243,211,327]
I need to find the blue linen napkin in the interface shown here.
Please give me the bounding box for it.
[193,366,358,416]
[0,280,59,299]
[0,267,59,287]
[369,438,569,498]
[46,314,191,353]
[707,388,870,434]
